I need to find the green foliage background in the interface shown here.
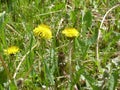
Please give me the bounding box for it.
[0,0,120,89]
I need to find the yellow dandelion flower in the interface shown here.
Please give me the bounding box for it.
[4,46,19,55]
[62,28,79,38]
[33,24,52,39]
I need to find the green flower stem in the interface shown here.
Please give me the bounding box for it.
[68,40,73,81]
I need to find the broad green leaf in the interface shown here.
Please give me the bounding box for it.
[83,73,100,90]
[73,0,81,8]
[83,10,92,28]
[7,0,13,12]
[0,69,8,84]
[70,68,84,89]
[9,80,17,90]
[70,10,77,25]
[78,39,89,59]
[87,29,98,45]
[108,70,119,90]
[0,84,4,89]
[51,3,65,11]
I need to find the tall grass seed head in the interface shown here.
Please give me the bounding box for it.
[4,46,19,55]
[33,24,52,39]
[62,28,79,38]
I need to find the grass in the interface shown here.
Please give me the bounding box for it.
[0,0,120,89]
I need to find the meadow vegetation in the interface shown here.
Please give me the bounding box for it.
[0,0,120,89]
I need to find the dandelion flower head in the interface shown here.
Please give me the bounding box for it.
[33,24,52,39]
[62,28,79,38]
[4,46,19,55]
